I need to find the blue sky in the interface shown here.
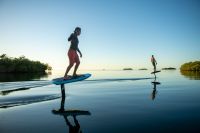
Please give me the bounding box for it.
[0,0,200,70]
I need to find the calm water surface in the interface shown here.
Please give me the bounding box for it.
[0,70,200,133]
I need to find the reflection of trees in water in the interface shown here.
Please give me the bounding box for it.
[180,70,200,80]
[0,72,50,82]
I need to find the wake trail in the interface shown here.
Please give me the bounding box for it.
[0,77,153,92]
[0,80,52,92]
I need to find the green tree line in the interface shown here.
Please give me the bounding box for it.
[180,61,200,71]
[0,54,52,73]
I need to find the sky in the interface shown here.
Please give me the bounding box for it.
[0,0,200,70]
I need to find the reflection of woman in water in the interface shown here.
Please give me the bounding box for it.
[151,79,160,100]
[64,115,82,133]
[52,84,90,133]
[54,85,82,133]
[151,85,157,100]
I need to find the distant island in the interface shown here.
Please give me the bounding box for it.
[138,68,148,70]
[0,54,52,73]
[123,68,133,70]
[162,67,176,70]
[180,61,200,71]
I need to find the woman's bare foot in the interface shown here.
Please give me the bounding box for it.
[72,74,81,78]
[63,75,71,80]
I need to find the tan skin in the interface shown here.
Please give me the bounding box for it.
[64,30,82,79]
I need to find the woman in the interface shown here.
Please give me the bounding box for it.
[64,27,82,79]
[151,55,157,72]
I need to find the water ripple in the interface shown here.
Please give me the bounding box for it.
[0,80,52,92]
[0,94,60,108]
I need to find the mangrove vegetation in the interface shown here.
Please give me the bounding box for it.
[180,61,200,80]
[0,54,52,73]
[180,61,200,71]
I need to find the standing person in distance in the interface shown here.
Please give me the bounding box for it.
[151,55,157,72]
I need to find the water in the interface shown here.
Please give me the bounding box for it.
[0,70,200,133]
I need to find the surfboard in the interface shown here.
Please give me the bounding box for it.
[52,109,91,116]
[151,70,161,74]
[52,73,91,85]
[151,81,161,85]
